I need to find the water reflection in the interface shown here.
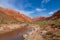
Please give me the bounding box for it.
[0,29,30,40]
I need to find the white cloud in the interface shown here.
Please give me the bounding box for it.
[49,12,54,14]
[41,0,50,8]
[41,0,50,3]
[36,8,46,12]
[48,10,59,15]
[17,10,34,16]
[0,0,16,9]
[18,0,32,10]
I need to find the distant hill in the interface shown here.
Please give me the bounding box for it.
[0,7,32,23]
[47,10,60,20]
[33,17,46,21]
[33,10,60,21]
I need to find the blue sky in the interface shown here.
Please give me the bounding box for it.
[0,0,60,18]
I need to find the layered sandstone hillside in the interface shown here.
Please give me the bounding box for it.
[0,7,32,22]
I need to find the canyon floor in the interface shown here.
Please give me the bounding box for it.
[0,24,44,40]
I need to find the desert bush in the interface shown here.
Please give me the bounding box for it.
[43,31,60,40]
[35,20,60,28]
[0,20,8,24]
[35,20,60,40]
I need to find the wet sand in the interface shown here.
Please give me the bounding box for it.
[0,26,28,40]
